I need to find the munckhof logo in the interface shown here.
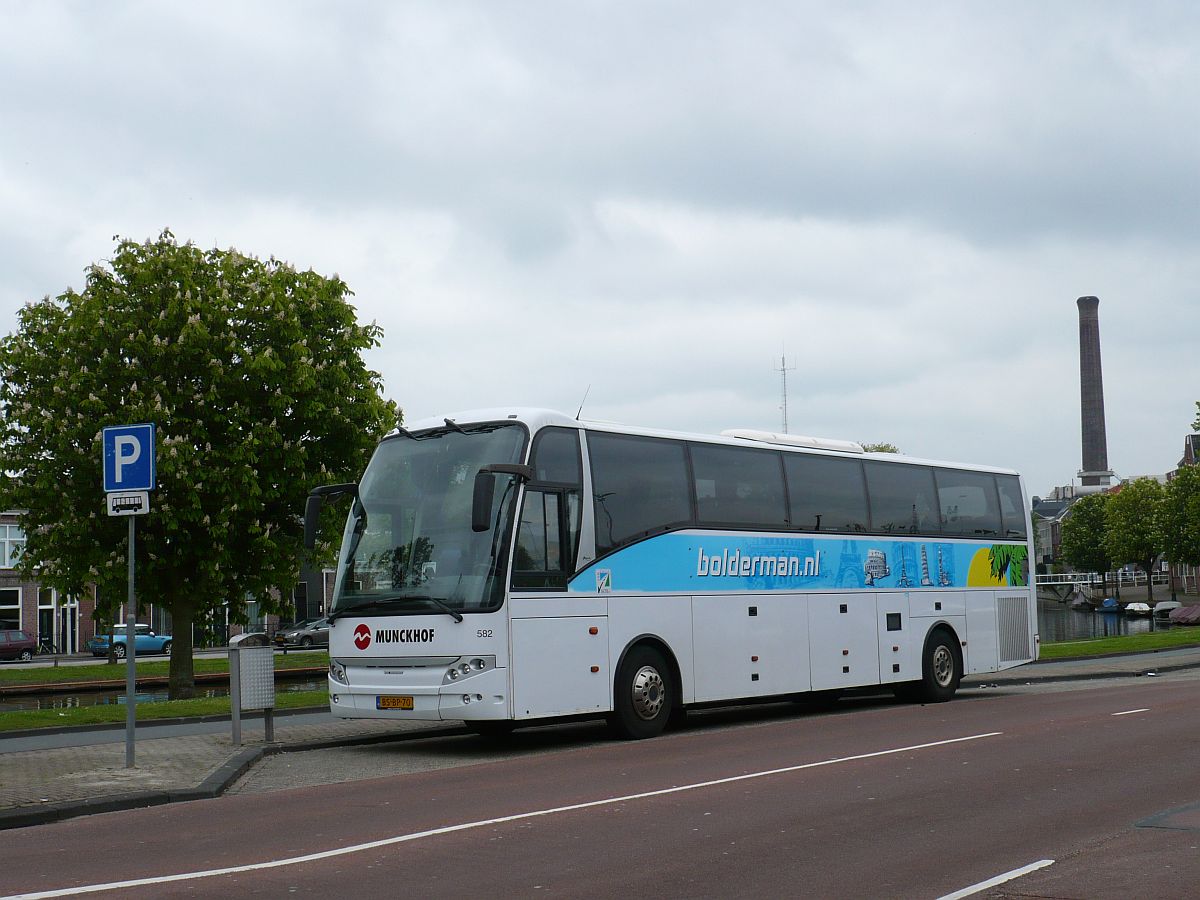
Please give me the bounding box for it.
[373,628,436,644]
[353,623,372,650]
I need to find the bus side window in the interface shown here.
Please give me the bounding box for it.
[995,474,1028,539]
[784,454,869,532]
[691,443,787,527]
[588,432,691,556]
[935,468,1002,537]
[864,462,940,535]
[512,428,582,589]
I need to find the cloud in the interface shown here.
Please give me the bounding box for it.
[1,1,1197,500]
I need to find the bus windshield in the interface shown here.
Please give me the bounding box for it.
[330,422,527,618]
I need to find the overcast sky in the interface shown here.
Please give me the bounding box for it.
[2,1,1197,497]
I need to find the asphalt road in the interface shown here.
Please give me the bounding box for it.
[3,677,1200,899]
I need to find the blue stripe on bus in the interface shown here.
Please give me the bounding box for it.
[568,531,1028,594]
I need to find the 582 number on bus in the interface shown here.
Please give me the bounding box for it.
[476,629,493,639]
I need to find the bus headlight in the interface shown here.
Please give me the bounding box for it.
[329,660,349,685]
[442,656,496,685]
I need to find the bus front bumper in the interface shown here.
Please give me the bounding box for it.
[328,663,508,721]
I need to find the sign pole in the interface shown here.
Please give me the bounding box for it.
[125,515,136,768]
[102,422,155,770]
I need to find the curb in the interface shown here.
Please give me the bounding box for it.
[1,705,330,740]
[965,656,1200,687]
[0,725,467,832]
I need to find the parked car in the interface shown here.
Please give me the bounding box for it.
[273,617,329,649]
[0,629,37,662]
[86,623,172,658]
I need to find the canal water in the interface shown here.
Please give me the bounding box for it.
[1037,599,1168,643]
[0,678,325,712]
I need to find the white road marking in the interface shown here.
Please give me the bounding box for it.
[2,731,1003,899]
[937,858,1055,900]
[1112,708,1150,717]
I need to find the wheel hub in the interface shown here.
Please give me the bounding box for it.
[630,665,665,720]
[932,645,954,687]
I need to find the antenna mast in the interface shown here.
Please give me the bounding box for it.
[777,354,797,433]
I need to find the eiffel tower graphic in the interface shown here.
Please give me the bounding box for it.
[836,540,863,588]
[896,553,913,588]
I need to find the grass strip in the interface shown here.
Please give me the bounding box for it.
[1039,627,1200,659]
[0,688,328,733]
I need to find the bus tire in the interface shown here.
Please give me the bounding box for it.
[610,645,672,740]
[900,628,960,703]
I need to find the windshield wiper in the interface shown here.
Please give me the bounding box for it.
[329,595,464,623]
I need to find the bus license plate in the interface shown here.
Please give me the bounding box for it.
[377,695,414,710]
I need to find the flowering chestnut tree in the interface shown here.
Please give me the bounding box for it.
[0,231,397,697]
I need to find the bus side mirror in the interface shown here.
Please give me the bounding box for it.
[303,494,323,550]
[303,483,360,550]
[472,471,497,532]
[472,464,535,532]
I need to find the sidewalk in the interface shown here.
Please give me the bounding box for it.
[4,646,1200,831]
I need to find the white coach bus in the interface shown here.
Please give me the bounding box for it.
[304,408,1036,740]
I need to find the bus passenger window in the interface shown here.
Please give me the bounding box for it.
[995,474,1028,539]
[864,462,940,535]
[785,454,869,532]
[691,444,787,527]
[935,469,1002,537]
[588,432,691,556]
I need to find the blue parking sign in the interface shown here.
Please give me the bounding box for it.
[103,424,156,492]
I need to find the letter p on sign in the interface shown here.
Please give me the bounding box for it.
[103,424,156,493]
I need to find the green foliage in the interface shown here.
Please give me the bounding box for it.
[1059,493,1111,576]
[1161,465,1200,567]
[989,544,1029,586]
[1105,478,1163,569]
[860,442,899,453]
[1105,477,1163,601]
[0,230,398,695]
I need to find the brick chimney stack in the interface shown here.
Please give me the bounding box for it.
[1077,296,1112,487]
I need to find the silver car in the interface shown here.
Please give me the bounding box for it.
[273,617,329,649]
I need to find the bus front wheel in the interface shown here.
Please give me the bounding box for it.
[610,645,673,740]
[897,628,960,704]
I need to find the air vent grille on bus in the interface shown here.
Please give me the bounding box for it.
[997,595,1032,662]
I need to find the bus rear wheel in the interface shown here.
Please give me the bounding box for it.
[610,645,673,740]
[897,628,960,704]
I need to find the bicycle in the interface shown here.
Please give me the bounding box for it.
[36,637,56,655]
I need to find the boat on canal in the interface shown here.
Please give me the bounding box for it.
[1153,600,1182,619]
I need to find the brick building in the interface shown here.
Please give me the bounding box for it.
[0,511,100,653]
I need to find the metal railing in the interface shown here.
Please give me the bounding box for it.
[1036,571,1170,588]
